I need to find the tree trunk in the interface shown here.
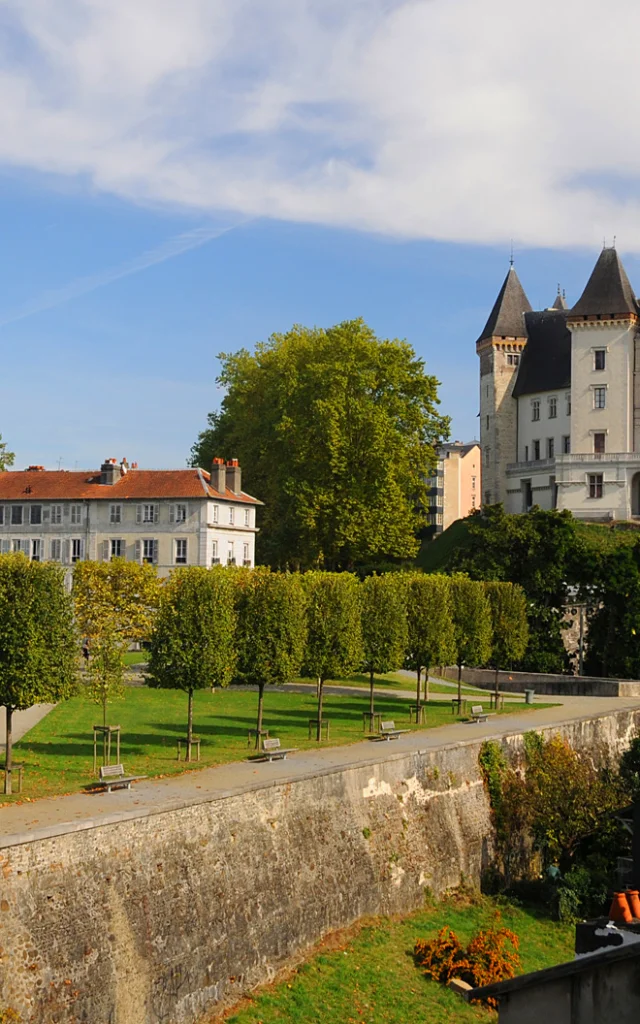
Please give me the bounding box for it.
[494,665,500,705]
[3,705,13,796]
[457,662,463,713]
[416,667,421,717]
[369,669,375,716]
[256,682,265,749]
[187,688,194,762]
[316,678,324,742]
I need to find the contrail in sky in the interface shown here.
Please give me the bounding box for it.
[0,219,252,330]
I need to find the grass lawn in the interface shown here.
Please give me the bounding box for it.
[122,651,149,666]
[3,687,552,805]
[215,893,574,1024]
[315,671,488,696]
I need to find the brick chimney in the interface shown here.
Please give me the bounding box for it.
[100,458,122,486]
[226,459,242,495]
[210,457,226,493]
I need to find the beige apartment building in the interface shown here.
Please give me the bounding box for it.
[427,441,481,534]
[0,456,261,575]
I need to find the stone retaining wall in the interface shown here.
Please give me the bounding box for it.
[441,666,640,697]
[1,708,639,1024]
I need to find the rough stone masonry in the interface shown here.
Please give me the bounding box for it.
[0,707,638,1024]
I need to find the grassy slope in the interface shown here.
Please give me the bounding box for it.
[5,687,549,804]
[417,514,640,575]
[217,895,573,1024]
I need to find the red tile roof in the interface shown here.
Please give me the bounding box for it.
[0,468,262,504]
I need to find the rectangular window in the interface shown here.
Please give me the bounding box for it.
[175,504,187,524]
[471,477,476,489]
[524,445,529,462]
[593,432,606,454]
[588,474,603,499]
[30,505,42,525]
[31,539,42,562]
[486,415,489,429]
[229,506,235,525]
[110,539,123,559]
[471,495,476,507]
[532,440,541,460]
[548,397,557,419]
[244,508,250,527]
[594,349,606,371]
[70,505,83,525]
[227,541,235,564]
[211,540,219,564]
[50,505,62,525]
[593,386,606,409]
[11,506,22,525]
[175,539,187,565]
[50,539,62,561]
[532,400,540,422]
[562,435,571,454]
[547,437,555,458]
[212,504,219,524]
[506,353,520,366]
[142,539,156,564]
[142,504,157,524]
[0,506,4,526]
[243,542,250,564]
[71,538,83,563]
[109,504,122,525]
[566,393,571,416]
[11,539,23,554]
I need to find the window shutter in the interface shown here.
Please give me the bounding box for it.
[42,507,50,523]
[135,539,142,563]
[79,539,85,560]
[102,539,110,561]
[136,505,142,525]
[1,539,9,554]
[169,504,175,524]
[63,504,70,518]
[153,540,159,564]
[120,540,127,559]
[62,539,70,564]
[153,505,159,524]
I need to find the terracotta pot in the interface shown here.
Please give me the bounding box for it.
[609,892,633,923]
[625,890,640,919]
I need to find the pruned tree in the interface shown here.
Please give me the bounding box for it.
[235,568,307,746]
[360,574,408,716]
[0,554,77,794]
[450,574,493,710]
[485,582,529,702]
[0,434,15,472]
[302,571,363,740]
[404,574,456,717]
[73,560,160,728]
[148,566,237,761]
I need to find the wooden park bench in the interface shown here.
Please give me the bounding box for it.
[259,738,298,762]
[87,764,147,793]
[374,720,410,741]
[469,705,494,724]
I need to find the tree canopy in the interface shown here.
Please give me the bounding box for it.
[191,319,449,569]
[0,434,14,472]
[404,573,456,712]
[360,573,408,715]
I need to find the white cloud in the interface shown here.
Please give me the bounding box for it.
[1,0,640,248]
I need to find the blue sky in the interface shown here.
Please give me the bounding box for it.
[1,1,640,469]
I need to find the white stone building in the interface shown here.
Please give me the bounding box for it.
[478,248,640,520]
[0,456,261,575]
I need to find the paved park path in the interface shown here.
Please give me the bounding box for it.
[0,704,56,751]
[1,690,639,850]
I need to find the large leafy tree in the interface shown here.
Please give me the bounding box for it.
[485,582,529,700]
[583,544,640,678]
[148,567,237,761]
[191,319,449,569]
[73,560,160,728]
[302,571,363,740]
[235,568,307,746]
[452,505,576,673]
[0,434,14,472]
[449,575,492,709]
[0,554,77,793]
[404,574,456,716]
[360,574,408,716]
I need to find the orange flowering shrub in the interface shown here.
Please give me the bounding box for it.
[415,914,522,1004]
[414,927,471,985]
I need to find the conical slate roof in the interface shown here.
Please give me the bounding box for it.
[476,266,533,344]
[570,248,638,317]
[551,288,567,311]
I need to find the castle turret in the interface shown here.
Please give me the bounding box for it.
[477,266,532,505]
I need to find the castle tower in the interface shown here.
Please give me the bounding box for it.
[477,266,532,505]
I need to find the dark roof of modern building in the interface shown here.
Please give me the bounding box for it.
[551,288,567,310]
[0,468,262,504]
[512,310,571,398]
[570,247,638,317]
[476,266,533,344]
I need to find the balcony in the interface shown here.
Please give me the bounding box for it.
[506,457,555,474]
[507,452,640,475]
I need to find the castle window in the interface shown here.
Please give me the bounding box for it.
[594,432,606,455]
[532,400,540,422]
[588,474,603,499]
[506,353,520,366]
[566,393,571,416]
[548,397,557,419]
[594,349,606,371]
[562,436,571,454]
[532,440,541,460]
[486,415,489,430]
[547,438,555,458]
[593,386,607,410]
[524,445,529,461]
